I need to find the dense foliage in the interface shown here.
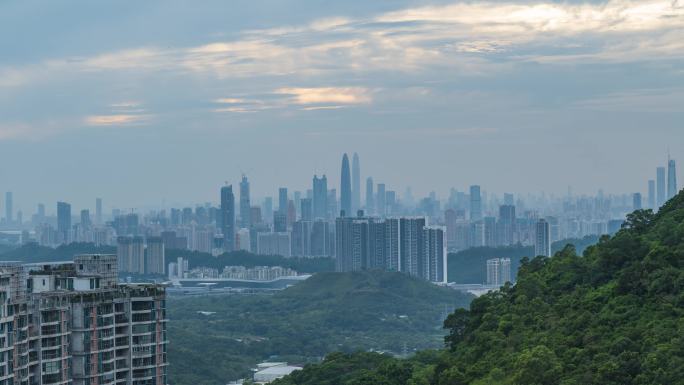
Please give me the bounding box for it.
[167,271,472,385]
[275,192,684,384]
[447,235,599,284]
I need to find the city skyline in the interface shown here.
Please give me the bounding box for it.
[0,152,680,216]
[0,0,683,212]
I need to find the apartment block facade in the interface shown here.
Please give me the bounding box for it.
[0,254,167,385]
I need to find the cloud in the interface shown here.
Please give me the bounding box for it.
[3,0,683,91]
[275,87,372,105]
[571,88,684,112]
[84,114,150,126]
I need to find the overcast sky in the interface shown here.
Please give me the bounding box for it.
[0,0,682,214]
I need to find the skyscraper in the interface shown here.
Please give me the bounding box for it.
[535,218,551,257]
[668,158,677,199]
[80,209,91,229]
[648,180,655,209]
[486,258,500,286]
[400,217,426,277]
[278,187,288,214]
[365,177,374,214]
[632,193,642,211]
[352,152,361,213]
[221,185,236,252]
[4,191,12,224]
[240,174,251,228]
[423,226,447,283]
[313,175,328,220]
[656,166,666,207]
[0,255,168,385]
[500,258,512,284]
[470,185,482,221]
[340,153,352,217]
[300,198,313,221]
[147,236,166,274]
[57,201,71,244]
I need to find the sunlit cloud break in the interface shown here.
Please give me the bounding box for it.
[85,114,150,126]
[276,87,372,105]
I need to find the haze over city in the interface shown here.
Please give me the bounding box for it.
[1,0,683,212]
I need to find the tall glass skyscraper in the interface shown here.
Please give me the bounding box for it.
[221,185,235,251]
[239,175,251,228]
[340,153,352,217]
[668,159,677,199]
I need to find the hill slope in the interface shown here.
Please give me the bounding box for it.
[274,191,684,385]
[167,270,472,385]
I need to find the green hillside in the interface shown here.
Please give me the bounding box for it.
[274,191,684,385]
[447,235,599,284]
[167,270,473,385]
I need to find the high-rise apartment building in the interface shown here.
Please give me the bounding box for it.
[500,257,512,284]
[486,257,511,287]
[239,175,251,228]
[340,154,352,217]
[400,217,426,278]
[0,254,168,385]
[486,258,500,286]
[146,236,165,274]
[220,185,235,252]
[423,226,447,283]
[668,158,677,199]
[57,201,72,244]
[311,220,332,257]
[535,218,551,257]
[291,220,313,257]
[335,215,445,283]
[117,236,145,273]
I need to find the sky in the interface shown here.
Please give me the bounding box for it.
[0,0,682,214]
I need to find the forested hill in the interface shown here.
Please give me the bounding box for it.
[274,190,684,385]
[168,271,473,385]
